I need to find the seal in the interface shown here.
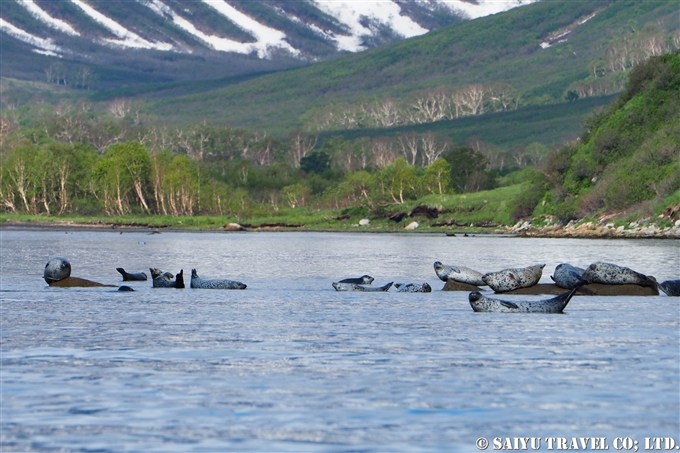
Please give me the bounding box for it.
[338,275,374,285]
[550,263,587,289]
[190,269,247,289]
[468,287,578,313]
[118,285,135,292]
[116,268,148,281]
[44,257,71,283]
[395,283,432,293]
[482,264,545,293]
[658,279,680,297]
[582,262,656,287]
[332,282,393,292]
[433,261,485,286]
[150,268,185,288]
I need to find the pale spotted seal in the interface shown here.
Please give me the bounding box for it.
[433,261,485,286]
[582,262,656,287]
[482,264,545,293]
[150,268,185,288]
[469,287,578,313]
[658,280,680,297]
[116,268,148,281]
[332,282,393,292]
[550,263,587,289]
[190,269,247,289]
[394,283,432,293]
[44,257,71,284]
[338,275,374,285]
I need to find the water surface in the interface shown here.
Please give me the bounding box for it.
[1,230,678,452]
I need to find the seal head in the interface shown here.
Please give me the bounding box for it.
[44,257,71,284]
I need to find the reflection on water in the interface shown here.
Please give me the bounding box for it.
[1,230,678,452]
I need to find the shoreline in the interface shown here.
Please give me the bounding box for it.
[1,219,678,239]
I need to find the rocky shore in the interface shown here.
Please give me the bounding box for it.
[508,218,680,239]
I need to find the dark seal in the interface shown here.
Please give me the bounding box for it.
[117,268,148,281]
[338,275,374,285]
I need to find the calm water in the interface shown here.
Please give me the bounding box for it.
[1,229,678,452]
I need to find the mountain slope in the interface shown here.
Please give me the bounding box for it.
[137,0,678,131]
[0,0,536,86]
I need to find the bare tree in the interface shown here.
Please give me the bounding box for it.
[397,132,420,166]
[419,132,448,167]
[288,129,317,168]
[458,84,486,115]
[370,137,397,169]
[367,97,402,127]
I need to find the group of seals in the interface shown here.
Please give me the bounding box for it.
[469,288,578,314]
[150,268,185,288]
[332,275,431,292]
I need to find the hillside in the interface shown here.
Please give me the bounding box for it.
[522,50,680,225]
[135,0,678,132]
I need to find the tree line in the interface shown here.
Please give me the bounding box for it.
[1,102,525,217]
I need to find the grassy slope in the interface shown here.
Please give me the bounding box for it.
[141,0,677,132]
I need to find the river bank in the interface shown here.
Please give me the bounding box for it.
[2,217,679,239]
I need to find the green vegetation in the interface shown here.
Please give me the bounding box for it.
[527,50,680,223]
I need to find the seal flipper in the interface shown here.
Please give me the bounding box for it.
[380,282,393,291]
[174,269,185,289]
[500,300,519,309]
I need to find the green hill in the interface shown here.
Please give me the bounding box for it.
[135,0,678,133]
[522,50,680,223]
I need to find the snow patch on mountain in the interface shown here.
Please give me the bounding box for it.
[69,0,172,50]
[432,0,540,19]
[0,18,62,55]
[313,1,429,52]
[200,0,299,58]
[16,0,80,36]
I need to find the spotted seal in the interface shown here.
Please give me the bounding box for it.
[44,257,71,284]
[482,264,545,293]
[582,262,656,287]
[190,269,247,289]
[658,280,680,297]
[394,283,432,293]
[150,268,185,288]
[332,282,393,292]
[433,261,485,286]
[116,268,148,281]
[338,275,374,285]
[550,263,587,289]
[469,287,578,313]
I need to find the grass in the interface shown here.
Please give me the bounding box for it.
[0,184,527,233]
